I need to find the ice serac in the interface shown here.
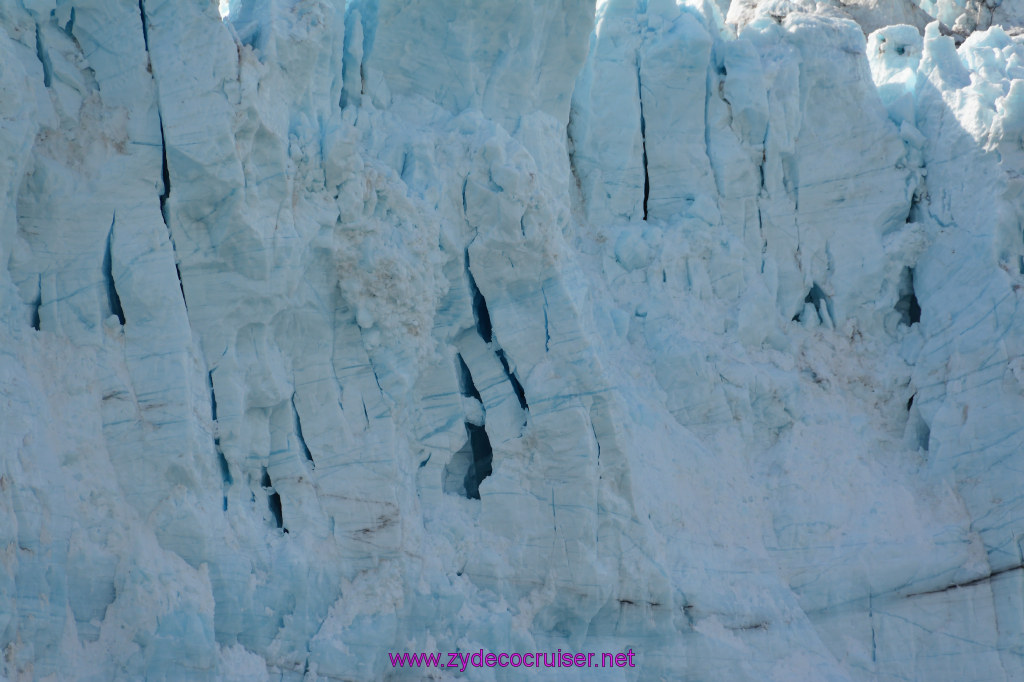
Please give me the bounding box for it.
[2,0,1024,680]
[354,0,593,128]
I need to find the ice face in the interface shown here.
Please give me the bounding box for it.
[1,0,1023,679]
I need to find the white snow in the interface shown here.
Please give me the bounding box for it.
[1,0,1023,679]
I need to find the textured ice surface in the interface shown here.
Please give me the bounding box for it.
[1,0,1024,679]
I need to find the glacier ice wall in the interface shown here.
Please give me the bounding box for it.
[1,0,1023,679]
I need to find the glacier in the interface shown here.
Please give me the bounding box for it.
[1,0,1024,679]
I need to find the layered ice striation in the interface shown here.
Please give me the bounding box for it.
[1,0,1023,679]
